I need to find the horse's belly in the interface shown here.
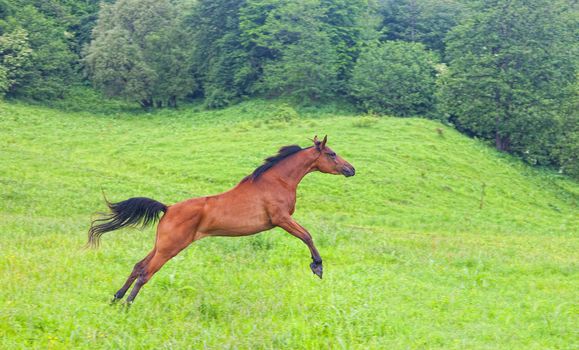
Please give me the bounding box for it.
[199,210,273,237]
[207,224,274,237]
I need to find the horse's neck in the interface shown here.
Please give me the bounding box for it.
[268,150,318,191]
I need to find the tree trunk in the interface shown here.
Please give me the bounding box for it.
[168,96,177,108]
[495,130,510,151]
[495,131,503,150]
[140,99,153,109]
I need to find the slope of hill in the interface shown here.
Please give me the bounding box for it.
[0,100,577,349]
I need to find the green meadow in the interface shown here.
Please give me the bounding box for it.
[0,100,577,349]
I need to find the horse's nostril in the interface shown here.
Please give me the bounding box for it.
[343,166,355,177]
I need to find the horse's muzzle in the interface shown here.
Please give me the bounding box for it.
[342,165,356,177]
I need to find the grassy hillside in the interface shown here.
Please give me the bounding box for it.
[0,100,577,349]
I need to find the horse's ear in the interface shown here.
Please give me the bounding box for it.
[313,135,322,150]
[321,135,328,150]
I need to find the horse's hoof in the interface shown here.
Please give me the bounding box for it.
[310,261,323,279]
[110,296,121,305]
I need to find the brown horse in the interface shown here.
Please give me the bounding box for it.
[88,135,355,304]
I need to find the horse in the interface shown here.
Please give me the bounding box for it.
[88,135,355,304]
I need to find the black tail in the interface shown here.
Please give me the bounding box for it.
[88,197,167,248]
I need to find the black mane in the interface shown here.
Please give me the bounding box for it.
[244,145,307,181]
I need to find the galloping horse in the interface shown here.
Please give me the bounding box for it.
[88,135,355,304]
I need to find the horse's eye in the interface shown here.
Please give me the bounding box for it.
[328,152,336,158]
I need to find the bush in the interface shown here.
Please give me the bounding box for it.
[269,103,299,122]
[352,116,379,128]
[348,41,438,117]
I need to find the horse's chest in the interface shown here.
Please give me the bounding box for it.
[286,194,297,214]
[290,196,298,212]
[264,191,297,215]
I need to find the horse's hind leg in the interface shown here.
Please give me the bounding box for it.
[111,250,155,303]
[125,227,197,304]
[125,251,173,304]
[125,242,192,304]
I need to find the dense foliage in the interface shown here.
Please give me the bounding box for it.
[84,0,195,108]
[438,0,577,175]
[0,2,78,99]
[378,0,466,57]
[189,0,250,108]
[0,0,577,176]
[349,41,438,116]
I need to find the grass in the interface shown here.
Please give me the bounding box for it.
[0,99,577,349]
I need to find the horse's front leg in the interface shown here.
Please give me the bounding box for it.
[274,216,323,279]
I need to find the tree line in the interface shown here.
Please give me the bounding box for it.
[0,0,577,177]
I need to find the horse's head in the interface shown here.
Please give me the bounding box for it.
[312,135,355,177]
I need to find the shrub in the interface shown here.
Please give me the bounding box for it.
[348,41,438,117]
[269,103,299,122]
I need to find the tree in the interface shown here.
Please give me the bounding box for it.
[349,40,438,116]
[378,0,465,58]
[0,0,13,33]
[240,0,341,102]
[0,5,76,99]
[551,82,579,178]
[438,0,577,170]
[0,28,31,96]
[85,0,195,108]
[189,0,253,108]
[319,0,368,84]
[260,29,339,102]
